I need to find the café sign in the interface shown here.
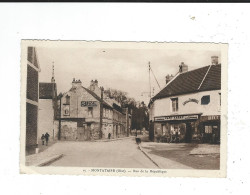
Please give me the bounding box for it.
[154,114,199,122]
[81,101,97,107]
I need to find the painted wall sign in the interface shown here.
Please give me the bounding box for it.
[201,115,220,121]
[183,98,199,105]
[81,101,97,107]
[154,114,199,122]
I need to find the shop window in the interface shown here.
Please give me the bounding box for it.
[171,98,178,112]
[65,95,70,105]
[205,125,212,134]
[201,95,210,105]
[88,107,93,117]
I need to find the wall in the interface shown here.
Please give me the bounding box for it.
[38,99,55,140]
[151,90,221,118]
[26,103,38,149]
[60,120,78,141]
[61,87,100,120]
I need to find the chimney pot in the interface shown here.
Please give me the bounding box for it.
[179,62,188,73]
[211,56,219,65]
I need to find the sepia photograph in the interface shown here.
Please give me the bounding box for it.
[20,41,227,177]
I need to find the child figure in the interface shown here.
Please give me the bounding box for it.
[41,134,45,145]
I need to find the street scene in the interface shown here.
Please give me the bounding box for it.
[23,41,223,173]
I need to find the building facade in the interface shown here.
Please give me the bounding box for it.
[38,80,57,141]
[57,79,131,141]
[26,47,40,154]
[149,57,221,144]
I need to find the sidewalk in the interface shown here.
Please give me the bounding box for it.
[189,144,220,155]
[26,142,63,166]
[139,142,220,170]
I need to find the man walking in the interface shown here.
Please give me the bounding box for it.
[45,132,50,146]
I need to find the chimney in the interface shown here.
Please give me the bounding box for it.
[179,62,188,73]
[211,56,219,65]
[72,78,82,88]
[90,79,98,91]
[165,74,174,84]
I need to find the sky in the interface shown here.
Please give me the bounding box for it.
[36,44,221,104]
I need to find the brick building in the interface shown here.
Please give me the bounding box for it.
[149,56,221,144]
[26,47,40,154]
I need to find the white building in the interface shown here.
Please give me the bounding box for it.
[149,57,221,143]
[38,81,57,141]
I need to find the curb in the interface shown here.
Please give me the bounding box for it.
[189,153,220,155]
[35,154,64,167]
[138,145,161,169]
[94,136,134,142]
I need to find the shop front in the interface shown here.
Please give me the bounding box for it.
[153,114,220,144]
[199,115,220,144]
[154,114,201,143]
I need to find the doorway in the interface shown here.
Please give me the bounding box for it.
[185,122,192,143]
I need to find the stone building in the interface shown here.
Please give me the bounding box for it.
[26,47,40,154]
[149,57,221,144]
[57,79,131,141]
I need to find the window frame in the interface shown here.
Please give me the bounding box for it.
[171,97,178,112]
[88,107,93,118]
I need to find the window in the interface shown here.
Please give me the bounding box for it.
[66,95,70,105]
[205,125,213,134]
[201,95,210,105]
[88,107,93,117]
[171,98,178,112]
[64,105,70,116]
[219,93,221,106]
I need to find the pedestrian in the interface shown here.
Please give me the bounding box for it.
[175,130,179,143]
[108,133,111,139]
[45,132,50,146]
[41,134,45,145]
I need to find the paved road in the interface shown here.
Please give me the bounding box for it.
[49,138,158,168]
[141,142,220,169]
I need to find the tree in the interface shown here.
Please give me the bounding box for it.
[104,88,149,133]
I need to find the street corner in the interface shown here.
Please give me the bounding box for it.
[189,144,220,155]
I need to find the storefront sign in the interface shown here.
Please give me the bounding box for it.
[154,114,199,122]
[201,115,220,121]
[81,101,97,107]
[183,98,199,105]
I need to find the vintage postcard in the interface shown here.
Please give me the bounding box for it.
[20,40,228,177]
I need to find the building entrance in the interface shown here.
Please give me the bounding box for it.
[185,122,192,143]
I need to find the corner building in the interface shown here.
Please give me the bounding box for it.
[149,59,221,144]
[58,79,130,141]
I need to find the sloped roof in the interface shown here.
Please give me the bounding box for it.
[152,64,221,101]
[67,86,125,112]
[39,83,57,99]
[83,87,113,109]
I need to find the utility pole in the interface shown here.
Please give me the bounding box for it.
[99,86,104,139]
[58,94,62,140]
[148,61,151,99]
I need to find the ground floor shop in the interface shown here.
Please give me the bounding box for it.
[152,114,220,144]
